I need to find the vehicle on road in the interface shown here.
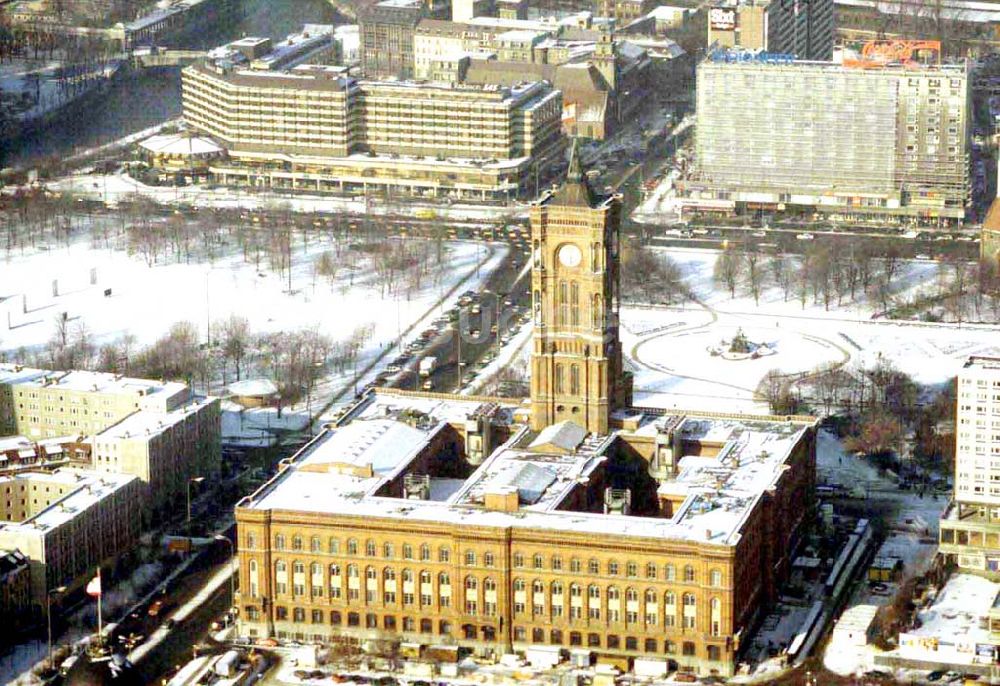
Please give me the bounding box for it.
[419,357,437,377]
[422,380,434,391]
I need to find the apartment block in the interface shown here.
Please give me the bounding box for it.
[940,357,1000,576]
[0,364,221,520]
[0,469,141,613]
[683,56,970,221]
[92,396,221,519]
[0,549,31,636]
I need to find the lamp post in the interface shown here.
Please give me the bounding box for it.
[187,476,205,534]
[47,585,67,672]
[215,534,236,627]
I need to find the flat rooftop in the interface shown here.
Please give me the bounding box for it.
[240,392,811,545]
[93,396,216,442]
[0,364,188,401]
[0,469,137,533]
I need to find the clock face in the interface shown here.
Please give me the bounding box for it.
[558,244,583,268]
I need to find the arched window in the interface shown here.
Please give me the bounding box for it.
[552,581,563,596]
[383,568,396,581]
[570,364,580,396]
[366,566,377,581]
[276,560,286,573]
[646,562,657,579]
[420,570,431,584]
[383,543,394,559]
[683,593,696,607]
[665,564,676,581]
[438,547,450,563]
[275,534,286,550]
[310,536,321,552]
[347,564,358,578]
[402,543,413,560]
[465,576,478,590]
[589,585,601,600]
[439,572,450,586]
[608,587,621,601]
[249,559,258,573]
[402,569,413,582]
[328,537,339,554]
[644,589,657,604]
[420,543,430,561]
[292,535,303,551]
[514,578,526,592]
[683,565,696,583]
[347,538,358,555]
[710,569,723,587]
[626,588,638,602]
[533,580,544,594]
[485,578,497,591]
[559,281,568,326]
[293,561,305,574]
[533,553,544,569]
[570,282,579,326]
[365,540,376,557]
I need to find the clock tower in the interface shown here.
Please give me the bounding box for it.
[529,140,632,434]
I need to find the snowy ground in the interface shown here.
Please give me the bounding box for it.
[47,170,524,222]
[819,429,949,679]
[0,230,507,416]
[623,248,1000,413]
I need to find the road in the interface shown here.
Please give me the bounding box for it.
[381,243,532,395]
[64,539,235,685]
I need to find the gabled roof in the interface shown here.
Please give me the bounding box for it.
[528,419,588,452]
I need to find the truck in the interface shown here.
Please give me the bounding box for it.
[419,356,437,377]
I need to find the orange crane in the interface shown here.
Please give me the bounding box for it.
[843,39,942,69]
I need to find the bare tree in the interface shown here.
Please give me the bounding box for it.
[714,247,742,298]
[218,315,251,381]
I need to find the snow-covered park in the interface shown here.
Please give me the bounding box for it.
[622,248,1000,413]
[0,225,506,415]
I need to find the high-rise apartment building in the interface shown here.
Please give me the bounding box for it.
[940,357,1000,576]
[683,55,970,221]
[706,0,834,61]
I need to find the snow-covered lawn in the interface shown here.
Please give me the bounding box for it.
[47,170,522,221]
[0,232,507,414]
[623,248,1000,413]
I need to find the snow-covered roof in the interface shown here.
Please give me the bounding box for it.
[139,133,223,157]
[834,604,880,633]
[0,364,189,403]
[528,420,586,452]
[227,378,278,397]
[0,469,137,534]
[94,396,217,442]
[240,391,813,545]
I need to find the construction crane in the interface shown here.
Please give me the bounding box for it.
[843,39,942,69]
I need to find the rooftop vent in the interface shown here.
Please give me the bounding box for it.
[403,474,430,500]
[603,487,631,515]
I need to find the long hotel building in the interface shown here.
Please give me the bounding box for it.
[682,54,970,221]
[181,36,565,202]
